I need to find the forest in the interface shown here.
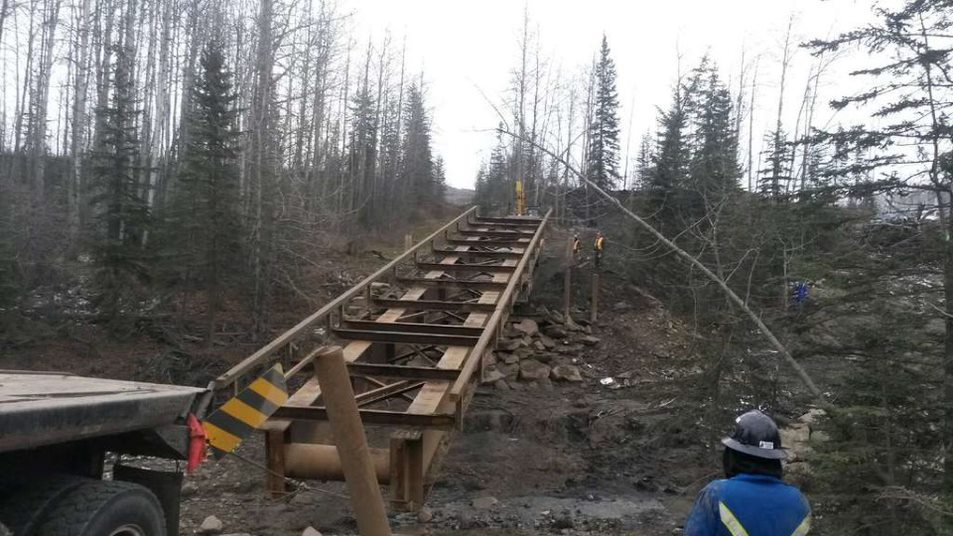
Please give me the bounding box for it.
[2,0,953,534]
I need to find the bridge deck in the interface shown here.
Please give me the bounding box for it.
[212,208,550,511]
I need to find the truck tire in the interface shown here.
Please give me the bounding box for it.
[0,474,86,535]
[33,480,166,536]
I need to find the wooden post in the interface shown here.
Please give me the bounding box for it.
[404,233,413,251]
[264,427,287,497]
[590,271,600,324]
[564,236,572,322]
[312,346,392,536]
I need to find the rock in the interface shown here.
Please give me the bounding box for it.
[539,334,556,349]
[811,430,831,443]
[519,336,532,348]
[503,353,519,365]
[482,368,506,384]
[781,423,811,445]
[543,325,568,339]
[555,344,583,355]
[500,339,521,352]
[925,317,946,338]
[580,335,601,346]
[484,352,497,366]
[798,408,826,425]
[514,348,534,359]
[472,496,500,509]
[495,379,511,390]
[551,365,583,382]
[417,507,434,523]
[612,301,631,312]
[533,340,546,352]
[222,534,251,536]
[199,516,223,534]
[513,318,539,337]
[534,352,557,364]
[519,359,551,381]
[181,481,198,497]
[302,528,323,536]
[407,355,432,367]
[498,363,520,380]
[550,310,565,324]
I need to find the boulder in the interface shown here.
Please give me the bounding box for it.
[417,507,434,523]
[482,368,506,384]
[539,334,556,349]
[514,348,535,359]
[499,339,521,352]
[533,340,546,352]
[472,496,499,509]
[580,335,601,346]
[513,318,539,337]
[503,353,519,365]
[302,528,323,536]
[798,408,826,425]
[495,379,511,390]
[199,516,223,535]
[498,363,520,380]
[544,325,568,339]
[519,359,551,381]
[551,365,583,382]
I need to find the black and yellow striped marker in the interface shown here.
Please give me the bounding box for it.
[203,364,289,459]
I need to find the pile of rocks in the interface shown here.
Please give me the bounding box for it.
[780,408,829,489]
[482,309,599,390]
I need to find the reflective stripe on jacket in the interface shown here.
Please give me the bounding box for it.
[594,237,605,251]
[684,474,810,536]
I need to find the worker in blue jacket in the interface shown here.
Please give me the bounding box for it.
[684,410,811,536]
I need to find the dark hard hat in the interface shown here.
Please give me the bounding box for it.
[721,410,786,460]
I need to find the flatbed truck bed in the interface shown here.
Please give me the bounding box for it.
[0,371,208,536]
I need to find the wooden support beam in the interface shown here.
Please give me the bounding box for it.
[340,320,485,337]
[272,406,455,429]
[413,262,517,274]
[333,328,481,347]
[395,277,508,291]
[371,298,496,313]
[445,238,530,247]
[430,248,524,258]
[348,362,460,381]
[456,229,536,238]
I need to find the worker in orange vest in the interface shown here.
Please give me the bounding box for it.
[593,231,605,268]
[572,234,582,264]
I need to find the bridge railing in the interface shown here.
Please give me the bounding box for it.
[209,206,478,395]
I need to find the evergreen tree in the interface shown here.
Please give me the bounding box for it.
[685,59,739,198]
[399,84,437,209]
[585,35,621,189]
[167,39,242,341]
[759,128,792,198]
[348,74,378,227]
[88,43,148,322]
[474,130,510,214]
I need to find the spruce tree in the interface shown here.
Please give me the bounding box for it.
[474,130,510,214]
[685,59,739,199]
[585,35,621,189]
[168,39,241,342]
[399,84,437,209]
[88,44,148,322]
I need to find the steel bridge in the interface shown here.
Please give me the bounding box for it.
[212,207,550,511]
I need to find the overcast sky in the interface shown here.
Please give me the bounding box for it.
[352,0,876,189]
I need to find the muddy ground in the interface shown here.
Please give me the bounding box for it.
[1,228,797,535]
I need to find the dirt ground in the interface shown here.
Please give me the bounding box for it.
[0,228,732,536]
